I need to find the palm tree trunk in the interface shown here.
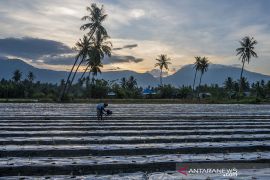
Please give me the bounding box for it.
[239,61,245,93]
[80,65,90,80]
[198,72,203,98]
[91,72,95,84]
[192,70,197,91]
[88,70,91,79]
[199,73,203,87]
[59,57,79,101]
[66,59,84,94]
[60,29,96,101]
[160,68,163,86]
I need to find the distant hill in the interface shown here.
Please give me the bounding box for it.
[0,58,158,86]
[1,58,270,87]
[164,64,270,86]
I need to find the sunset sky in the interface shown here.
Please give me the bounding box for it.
[0,0,270,75]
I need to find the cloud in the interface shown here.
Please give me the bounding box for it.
[130,9,145,19]
[0,37,73,60]
[106,67,121,71]
[113,44,138,51]
[104,55,143,64]
[0,0,270,74]
[123,44,138,49]
[0,37,144,66]
[40,54,76,65]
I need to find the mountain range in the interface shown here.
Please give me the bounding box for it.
[1,58,270,87]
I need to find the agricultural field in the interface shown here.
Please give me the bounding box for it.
[0,103,270,179]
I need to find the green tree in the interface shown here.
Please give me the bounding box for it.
[61,3,109,100]
[70,35,93,85]
[239,77,249,92]
[192,56,201,91]
[80,3,108,37]
[236,36,258,92]
[224,77,234,91]
[86,33,112,81]
[198,57,209,88]
[27,71,35,82]
[12,70,22,83]
[155,54,171,86]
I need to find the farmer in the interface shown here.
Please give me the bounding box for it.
[96,102,108,120]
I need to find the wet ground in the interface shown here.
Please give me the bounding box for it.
[0,103,270,179]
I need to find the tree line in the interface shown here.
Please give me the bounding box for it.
[0,70,270,101]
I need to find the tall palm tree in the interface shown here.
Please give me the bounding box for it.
[239,77,249,92]
[60,3,109,100]
[12,70,22,83]
[236,36,258,92]
[79,65,90,81]
[198,57,209,88]
[80,3,108,37]
[70,36,93,85]
[88,58,103,82]
[80,34,111,84]
[192,56,201,91]
[155,54,171,86]
[224,77,234,91]
[27,71,35,83]
[63,35,93,96]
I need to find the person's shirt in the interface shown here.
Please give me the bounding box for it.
[96,103,105,111]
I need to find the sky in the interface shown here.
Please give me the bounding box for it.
[0,0,270,75]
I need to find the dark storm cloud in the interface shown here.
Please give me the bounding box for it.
[0,37,73,60]
[108,55,143,64]
[123,44,138,49]
[41,54,76,65]
[45,54,144,66]
[103,54,143,64]
[113,44,138,51]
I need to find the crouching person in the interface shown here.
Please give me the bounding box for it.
[96,102,108,121]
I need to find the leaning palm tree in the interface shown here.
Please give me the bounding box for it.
[155,54,171,86]
[62,35,93,96]
[69,36,93,85]
[84,34,112,80]
[236,36,258,92]
[192,56,201,91]
[79,65,90,81]
[198,57,209,88]
[60,3,109,100]
[90,59,103,82]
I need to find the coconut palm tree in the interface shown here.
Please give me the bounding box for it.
[80,3,108,37]
[88,58,103,82]
[155,54,171,86]
[70,36,93,84]
[79,65,90,81]
[62,35,93,96]
[60,3,109,100]
[85,34,112,81]
[239,77,249,92]
[236,36,258,92]
[12,70,22,83]
[192,56,201,91]
[27,71,35,83]
[224,77,234,91]
[198,57,209,88]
